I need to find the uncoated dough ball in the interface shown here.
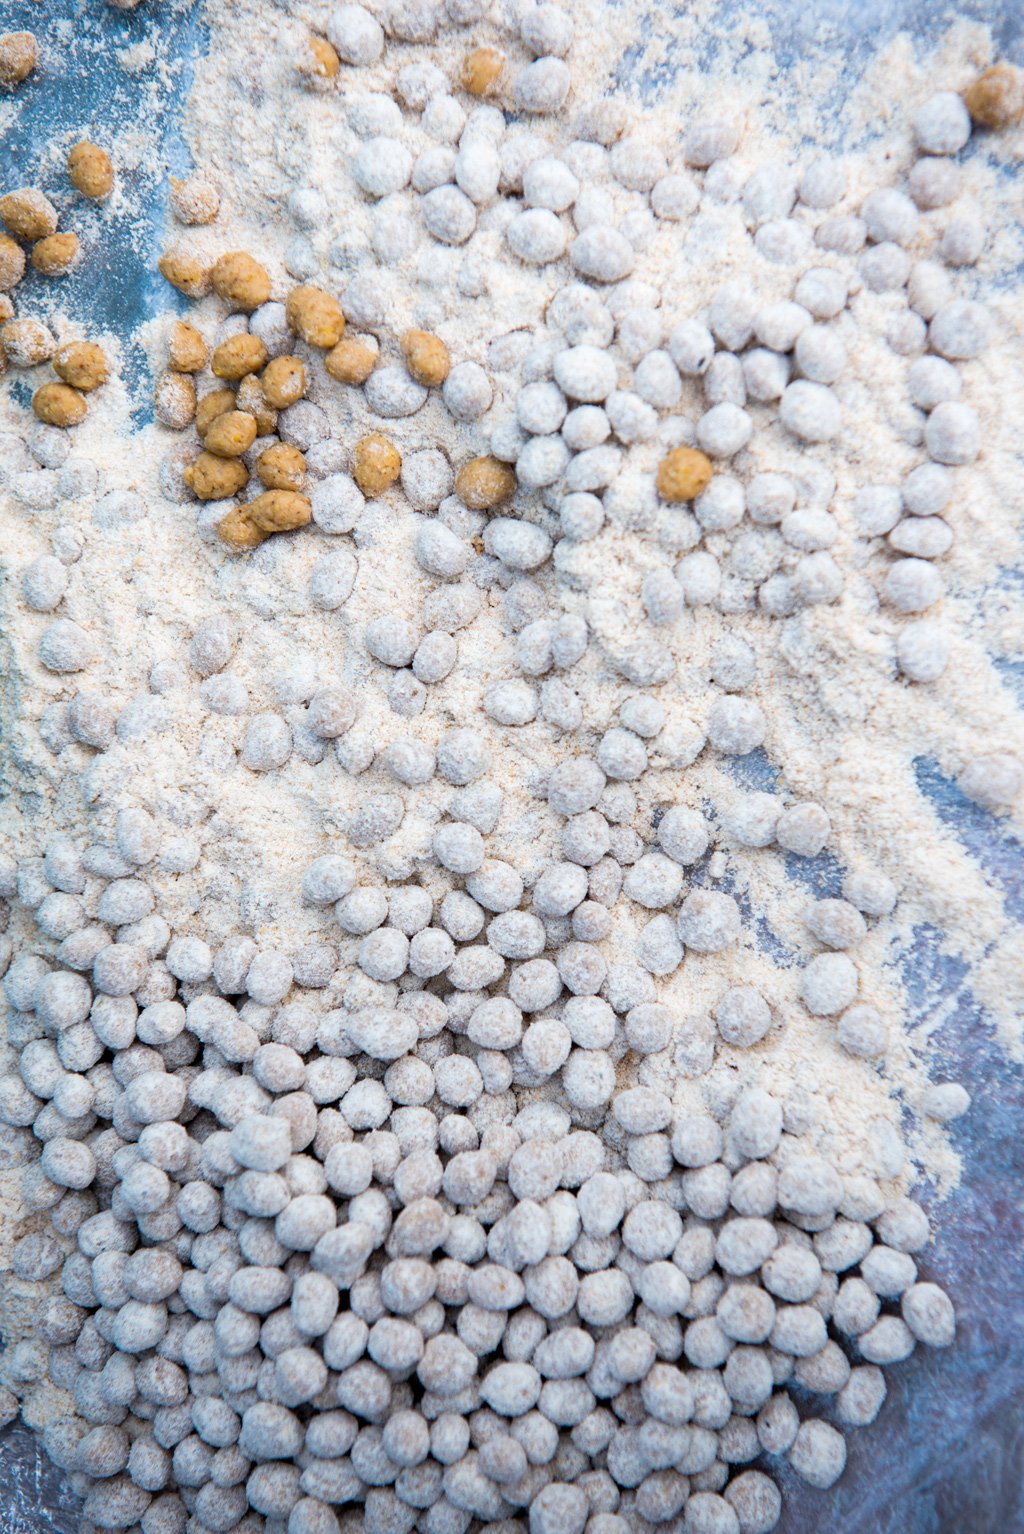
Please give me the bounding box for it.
[0,30,37,87]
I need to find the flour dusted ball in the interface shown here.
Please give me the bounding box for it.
[707,697,766,756]
[775,802,830,856]
[520,3,573,58]
[907,156,960,212]
[513,57,571,115]
[38,620,96,673]
[553,345,617,403]
[744,347,789,402]
[651,171,699,220]
[242,713,292,771]
[570,226,635,283]
[957,752,1022,810]
[421,185,477,245]
[507,207,567,265]
[914,91,972,154]
[897,620,950,683]
[806,899,867,949]
[22,555,68,611]
[685,116,741,166]
[862,187,919,246]
[677,890,741,952]
[788,1419,846,1488]
[795,268,847,324]
[3,316,55,366]
[710,635,756,691]
[443,360,492,420]
[941,207,986,267]
[353,137,413,197]
[657,805,709,866]
[779,380,840,442]
[327,4,384,64]
[925,401,980,465]
[929,298,991,360]
[883,558,943,614]
[716,987,771,1048]
[800,953,858,1015]
[523,155,579,213]
[837,1005,888,1059]
[697,403,753,457]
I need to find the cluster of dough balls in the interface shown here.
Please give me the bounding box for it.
[0,817,959,1534]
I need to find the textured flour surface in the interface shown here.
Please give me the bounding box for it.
[0,0,1022,1521]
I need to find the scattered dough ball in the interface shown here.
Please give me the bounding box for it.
[963,63,1024,129]
[0,30,37,87]
[195,387,237,437]
[2,317,54,365]
[921,1082,971,1123]
[913,92,971,155]
[461,47,504,96]
[262,354,306,408]
[897,620,949,683]
[455,455,516,509]
[166,320,208,373]
[32,231,80,276]
[513,57,571,115]
[158,243,211,298]
[800,952,858,1015]
[211,250,272,310]
[286,284,345,347]
[52,340,107,392]
[32,383,87,428]
[325,336,377,384]
[957,752,1021,810]
[257,442,306,490]
[788,1419,846,1489]
[297,33,340,86]
[170,173,220,225]
[657,446,713,502]
[154,371,197,429]
[354,433,402,496]
[67,141,113,199]
[779,380,840,442]
[211,332,269,380]
[0,231,25,289]
[327,3,384,65]
[1,187,58,241]
[246,489,312,533]
[776,802,830,856]
[401,327,450,386]
[184,451,250,500]
[838,1004,888,1060]
[217,505,267,550]
[204,410,258,457]
[236,372,276,434]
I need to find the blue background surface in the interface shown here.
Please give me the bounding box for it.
[0,2,1022,1529]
